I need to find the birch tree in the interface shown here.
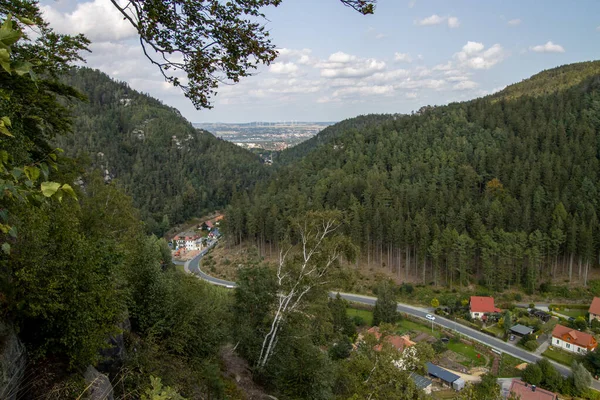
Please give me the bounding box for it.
[256,211,355,368]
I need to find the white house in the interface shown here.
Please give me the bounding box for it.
[589,297,600,324]
[551,324,597,354]
[469,296,501,320]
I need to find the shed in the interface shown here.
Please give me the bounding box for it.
[510,324,534,336]
[452,378,465,391]
[426,362,462,390]
[410,372,433,394]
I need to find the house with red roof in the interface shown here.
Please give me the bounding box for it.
[589,297,600,324]
[509,379,557,400]
[469,296,501,320]
[551,324,597,354]
[366,326,416,353]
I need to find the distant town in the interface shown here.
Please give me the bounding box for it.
[194,121,334,151]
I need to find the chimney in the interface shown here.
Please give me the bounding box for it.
[525,382,528,387]
[532,385,536,392]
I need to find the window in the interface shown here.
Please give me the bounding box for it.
[566,344,570,349]
[555,339,560,344]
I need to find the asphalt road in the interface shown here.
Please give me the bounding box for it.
[178,243,600,390]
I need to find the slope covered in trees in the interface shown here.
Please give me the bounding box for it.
[276,114,395,165]
[57,68,268,234]
[227,61,600,293]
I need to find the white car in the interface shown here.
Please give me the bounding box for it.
[425,314,435,321]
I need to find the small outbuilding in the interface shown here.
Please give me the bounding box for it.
[510,324,534,337]
[426,362,463,391]
[410,372,433,394]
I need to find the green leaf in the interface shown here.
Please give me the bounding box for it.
[60,183,77,199]
[23,166,40,181]
[1,243,10,254]
[11,61,32,76]
[8,226,16,238]
[16,16,34,26]
[41,181,61,197]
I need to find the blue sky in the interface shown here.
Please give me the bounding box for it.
[40,0,600,123]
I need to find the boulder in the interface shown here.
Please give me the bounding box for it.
[84,365,114,400]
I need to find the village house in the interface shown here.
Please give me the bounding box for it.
[469,296,501,320]
[551,324,597,354]
[509,379,557,400]
[366,326,416,353]
[589,297,600,324]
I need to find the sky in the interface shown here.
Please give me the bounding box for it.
[39,0,600,123]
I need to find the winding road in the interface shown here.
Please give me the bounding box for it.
[177,240,600,390]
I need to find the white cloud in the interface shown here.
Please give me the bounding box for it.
[453,80,478,90]
[405,92,418,99]
[394,53,413,63]
[318,53,386,79]
[433,61,453,71]
[332,85,394,98]
[408,0,417,8]
[447,17,460,28]
[454,42,505,69]
[507,19,521,26]
[41,0,137,42]
[270,62,299,75]
[415,14,460,28]
[529,41,565,53]
[328,52,357,63]
[375,33,387,39]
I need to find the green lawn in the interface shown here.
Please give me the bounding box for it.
[396,318,441,338]
[542,347,582,366]
[446,341,487,367]
[175,264,185,272]
[498,353,524,378]
[560,309,588,318]
[347,308,373,326]
[484,325,505,338]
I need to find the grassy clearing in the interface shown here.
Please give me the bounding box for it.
[175,264,185,272]
[347,307,373,326]
[446,341,487,367]
[484,325,505,338]
[542,347,581,366]
[396,318,441,338]
[498,353,524,378]
[560,309,588,318]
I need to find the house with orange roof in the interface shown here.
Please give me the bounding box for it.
[509,379,557,400]
[367,326,416,353]
[469,296,501,320]
[589,297,600,324]
[551,324,597,354]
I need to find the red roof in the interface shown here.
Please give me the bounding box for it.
[470,296,501,313]
[509,379,556,400]
[590,297,600,316]
[206,221,214,228]
[552,324,597,350]
[367,327,415,352]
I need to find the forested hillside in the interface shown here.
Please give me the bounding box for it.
[57,68,268,234]
[227,61,600,293]
[275,114,396,165]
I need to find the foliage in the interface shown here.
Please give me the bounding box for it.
[141,376,186,400]
[584,348,600,377]
[573,361,593,395]
[373,281,399,325]
[521,362,543,386]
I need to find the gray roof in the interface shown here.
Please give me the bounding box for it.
[426,362,460,383]
[510,324,534,335]
[410,372,432,389]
